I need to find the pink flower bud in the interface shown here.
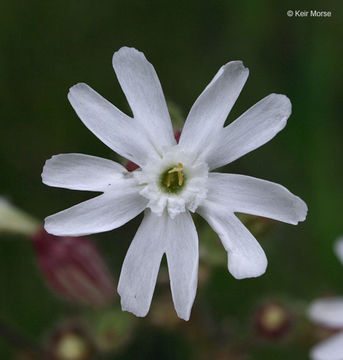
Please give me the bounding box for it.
[31,228,115,307]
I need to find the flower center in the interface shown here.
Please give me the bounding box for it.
[160,162,186,194]
[133,146,208,218]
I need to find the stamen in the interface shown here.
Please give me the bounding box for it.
[167,162,184,187]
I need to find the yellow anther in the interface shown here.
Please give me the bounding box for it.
[167,162,184,187]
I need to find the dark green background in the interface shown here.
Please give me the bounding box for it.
[0,0,342,358]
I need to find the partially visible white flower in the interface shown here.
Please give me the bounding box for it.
[334,238,343,265]
[42,47,307,320]
[0,197,40,236]
[308,237,343,360]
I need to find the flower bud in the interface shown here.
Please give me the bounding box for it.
[254,302,291,339]
[89,308,136,352]
[0,197,40,236]
[46,321,94,360]
[31,228,115,307]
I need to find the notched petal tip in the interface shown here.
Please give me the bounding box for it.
[121,305,148,318]
[112,46,145,65]
[118,291,149,318]
[41,155,56,184]
[114,46,140,55]
[221,60,249,81]
[68,82,89,98]
[291,196,308,225]
[223,60,249,71]
[206,60,249,91]
[175,310,191,321]
[67,83,94,110]
[41,154,68,186]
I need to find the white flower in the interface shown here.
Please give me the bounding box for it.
[308,237,343,360]
[42,47,307,320]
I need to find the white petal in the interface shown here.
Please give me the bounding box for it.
[310,332,343,360]
[198,202,267,279]
[112,47,175,153]
[68,83,158,165]
[206,94,291,169]
[166,211,198,321]
[206,173,307,225]
[334,237,343,265]
[42,153,127,192]
[308,298,343,328]
[118,210,166,317]
[118,211,198,320]
[44,180,146,236]
[179,61,249,159]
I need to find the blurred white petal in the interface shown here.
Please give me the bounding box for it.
[334,237,343,265]
[310,331,343,360]
[308,298,343,328]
